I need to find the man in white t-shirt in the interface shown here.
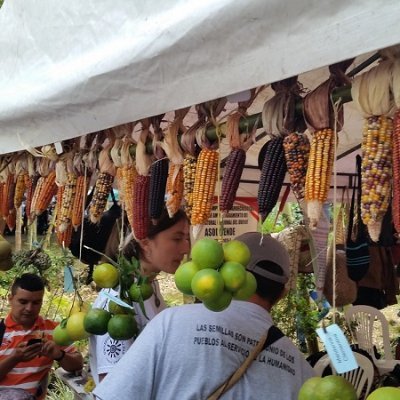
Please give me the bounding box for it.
[89,283,166,385]
[94,232,315,400]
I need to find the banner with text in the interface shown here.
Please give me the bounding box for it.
[194,197,259,242]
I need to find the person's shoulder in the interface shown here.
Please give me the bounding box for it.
[38,316,58,329]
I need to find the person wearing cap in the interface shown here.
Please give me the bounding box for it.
[94,232,315,400]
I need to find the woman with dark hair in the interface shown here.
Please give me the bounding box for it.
[89,208,190,386]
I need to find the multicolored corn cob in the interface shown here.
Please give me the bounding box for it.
[361,116,392,241]
[283,132,310,200]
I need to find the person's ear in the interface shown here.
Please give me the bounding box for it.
[138,238,151,257]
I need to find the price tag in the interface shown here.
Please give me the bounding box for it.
[101,291,134,309]
[54,142,63,154]
[316,324,358,373]
[64,265,75,293]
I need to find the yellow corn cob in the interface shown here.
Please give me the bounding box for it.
[58,173,77,233]
[361,116,392,241]
[305,128,335,227]
[166,164,184,218]
[183,154,197,219]
[191,149,219,226]
[71,175,89,230]
[14,173,28,209]
[121,165,138,230]
[89,172,114,224]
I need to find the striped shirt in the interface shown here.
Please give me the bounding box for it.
[0,315,75,399]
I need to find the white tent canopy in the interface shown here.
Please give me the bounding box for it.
[1,0,400,157]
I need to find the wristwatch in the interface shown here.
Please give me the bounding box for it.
[54,350,65,361]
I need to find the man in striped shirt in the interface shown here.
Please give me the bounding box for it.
[0,273,83,399]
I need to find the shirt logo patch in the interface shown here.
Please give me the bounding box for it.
[103,338,129,364]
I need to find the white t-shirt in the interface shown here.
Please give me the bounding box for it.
[94,301,316,400]
[89,282,166,385]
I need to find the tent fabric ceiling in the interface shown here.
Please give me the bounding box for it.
[1,0,400,157]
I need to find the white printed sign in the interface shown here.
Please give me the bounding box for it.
[194,197,259,243]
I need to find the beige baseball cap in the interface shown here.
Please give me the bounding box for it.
[235,232,290,284]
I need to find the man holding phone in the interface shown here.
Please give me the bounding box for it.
[0,273,83,399]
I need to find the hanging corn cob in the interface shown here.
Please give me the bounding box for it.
[14,156,28,209]
[220,148,246,213]
[182,154,197,220]
[220,111,251,214]
[257,137,287,222]
[149,158,169,223]
[71,175,89,230]
[161,113,186,218]
[132,122,153,240]
[2,172,15,218]
[304,129,335,227]
[165,163,184,218]
[283,132,310,201]
[89,145,116,224]
[180,118,203,220]
[360,116,393,240]
[110,138,124,203]
[58,171,77,233]
[392,61,400,233]
[191,148,219,228]
[351,60,394,241]
[0,182,4,219]
[25,155,39,224]
[34,170,57,216]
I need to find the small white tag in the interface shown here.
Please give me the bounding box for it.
[316,324,358,373]
[101,291,134,309]
[54,142,63,154]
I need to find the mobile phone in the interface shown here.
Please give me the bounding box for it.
[27,338,42,346]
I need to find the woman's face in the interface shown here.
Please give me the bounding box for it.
[142,218,191,274]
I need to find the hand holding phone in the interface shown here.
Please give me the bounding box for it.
[27,338,42,346]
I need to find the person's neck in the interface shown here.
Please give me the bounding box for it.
[247,294,273,312]
[139,260,159,280]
